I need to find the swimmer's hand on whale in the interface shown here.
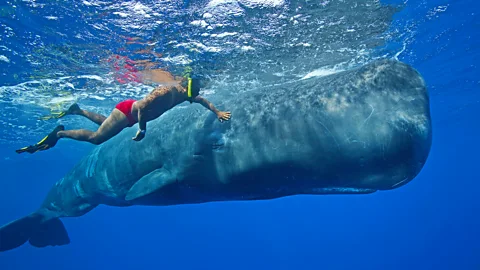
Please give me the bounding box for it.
[193,95,231,123]
[216,111,232,123]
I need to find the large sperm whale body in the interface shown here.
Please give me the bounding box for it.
[0,59,432,252]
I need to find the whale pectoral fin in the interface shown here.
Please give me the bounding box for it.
[125,168,175,201]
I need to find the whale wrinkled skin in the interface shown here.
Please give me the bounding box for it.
[0,59,432,252]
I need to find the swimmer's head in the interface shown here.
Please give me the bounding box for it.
[190,77,201,98]
[181,75,202,99]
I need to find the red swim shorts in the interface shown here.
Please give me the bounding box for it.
[115,99,137,127]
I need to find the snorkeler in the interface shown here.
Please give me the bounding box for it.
[15,75,231,154]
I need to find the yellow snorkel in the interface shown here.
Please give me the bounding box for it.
[187,77,193,99]
[182,66,194,102]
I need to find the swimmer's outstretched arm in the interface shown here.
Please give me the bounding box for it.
[192,96,231,122]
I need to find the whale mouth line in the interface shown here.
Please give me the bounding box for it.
[212,142,224,149]
[390,177,409,188]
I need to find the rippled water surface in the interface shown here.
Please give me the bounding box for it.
[1,0,443,143]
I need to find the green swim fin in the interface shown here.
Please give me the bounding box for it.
[39,112,66,121]
[39,103,80,121]
[15,125,65,154]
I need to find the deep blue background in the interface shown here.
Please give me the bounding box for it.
[1,0,479,269]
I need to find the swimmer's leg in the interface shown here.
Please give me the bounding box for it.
[57,108,128,145]
[64,104,107,126]
[41,103,107,125]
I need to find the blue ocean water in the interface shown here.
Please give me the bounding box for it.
[0,0,478,269]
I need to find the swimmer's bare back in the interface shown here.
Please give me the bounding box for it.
[131,84,231,141]
[134,85,183,123]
